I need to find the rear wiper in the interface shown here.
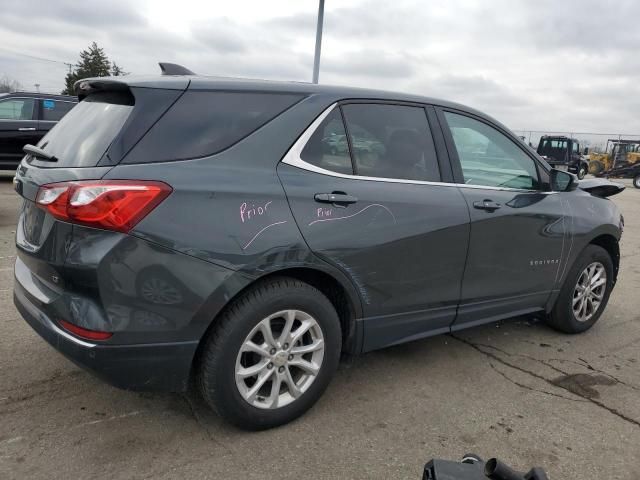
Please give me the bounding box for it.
[23,144,58,162]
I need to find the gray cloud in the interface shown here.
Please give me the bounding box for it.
[191,19,249,54]
[1,0,639,134]
[322,50,415,78]
[2,0,145,30]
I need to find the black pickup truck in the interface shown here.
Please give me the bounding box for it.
[0,92,76,170]
[537,135,589,179]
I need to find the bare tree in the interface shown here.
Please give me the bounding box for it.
[0,75,23,93]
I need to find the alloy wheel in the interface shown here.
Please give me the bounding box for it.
[572,262,607,322]
[235,309,325,409]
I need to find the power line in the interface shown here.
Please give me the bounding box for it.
[0,47,77,71]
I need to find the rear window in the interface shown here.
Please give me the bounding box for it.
[123,91,302,164]
[35,93,132,168]
[40,99,76,121]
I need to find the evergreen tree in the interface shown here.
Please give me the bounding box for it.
[111,62,127,77]
[62,42,126,95]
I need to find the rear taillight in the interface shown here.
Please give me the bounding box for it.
[58,319,113,341]
[36,180,172,233]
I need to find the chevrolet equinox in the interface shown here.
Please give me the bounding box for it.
[13,65,624,430]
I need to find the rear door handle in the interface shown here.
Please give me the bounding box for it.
[18,127,36,131]
[473,199,501,211]
[314,193,358,205]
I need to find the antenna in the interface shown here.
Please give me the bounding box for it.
[159,63,196,76]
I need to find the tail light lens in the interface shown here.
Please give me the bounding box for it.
[58,319,113,341]
[36,180,172,233]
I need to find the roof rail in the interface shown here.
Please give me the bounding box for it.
[159,62,196,76]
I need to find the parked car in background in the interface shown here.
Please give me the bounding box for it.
[0,92,76,170]
[13,68,624,430]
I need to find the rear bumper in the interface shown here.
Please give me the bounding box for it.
[14,281,198,392]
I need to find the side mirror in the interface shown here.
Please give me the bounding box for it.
[550,168,577,192]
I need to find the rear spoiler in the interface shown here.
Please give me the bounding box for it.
[74,63,195,99]
[578,178,625,198]
[74,79,130,100]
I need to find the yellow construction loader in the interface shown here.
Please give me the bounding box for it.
[588,139,640,174]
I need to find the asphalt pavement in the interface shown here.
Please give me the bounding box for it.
[1,172,639,479]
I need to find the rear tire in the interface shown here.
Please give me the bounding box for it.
[198,277,341,430]
[634,175,640,189]
[546,245,614,334]
[577,165,587,180]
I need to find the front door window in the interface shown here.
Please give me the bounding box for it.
[444,111,539,190]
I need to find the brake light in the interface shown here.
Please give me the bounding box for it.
[58,319,113,341]
[35,180,172,233]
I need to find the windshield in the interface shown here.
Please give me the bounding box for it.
[34,93,133,168]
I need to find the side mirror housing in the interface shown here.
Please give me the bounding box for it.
[550,168,578,192]
[583,147,589,155]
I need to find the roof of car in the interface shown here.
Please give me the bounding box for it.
[76,73,513,133]
[0,91,76,101]
[79,74,486,114]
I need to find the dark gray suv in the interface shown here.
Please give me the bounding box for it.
[13,69,624,430]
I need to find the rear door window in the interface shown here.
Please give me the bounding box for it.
[0,98,35,120]
[341,103,441,181]
[33,93,133,168]
[300,108,353,174]
[40,99,76,121]
[124,91,303,163]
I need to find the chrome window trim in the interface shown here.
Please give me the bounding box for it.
[281,103,555,195]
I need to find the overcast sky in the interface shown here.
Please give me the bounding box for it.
[1,0,639,135]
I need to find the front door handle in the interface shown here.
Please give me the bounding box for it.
[314,193,358,205]
[473,199,501,211]
[18,127,36,131]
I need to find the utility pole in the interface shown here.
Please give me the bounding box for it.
[312,0,325,84]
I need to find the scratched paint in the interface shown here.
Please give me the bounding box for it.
[332,257,371,305]
[308,204,396,226]
[242,221,288,250]
[238,200,288,250]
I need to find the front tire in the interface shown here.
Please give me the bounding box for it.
[589,160,604,175]
[198,277,341,430]
[633,174,640,189]
[546,245,614,334]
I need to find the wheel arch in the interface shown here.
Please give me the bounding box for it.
[192,264,364,377]
[589,233,620,283]
[263,267,363,354]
